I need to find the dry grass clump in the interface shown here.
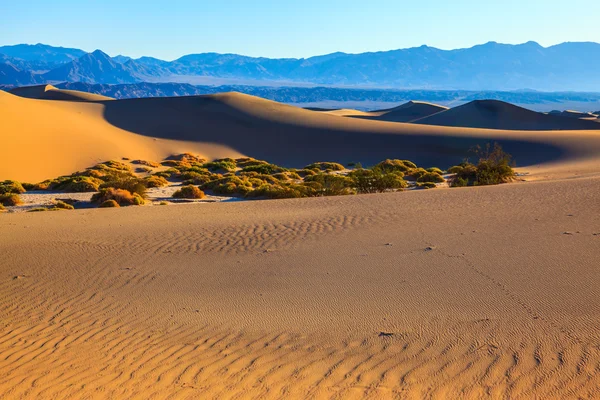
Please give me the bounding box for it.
[347,169,407,194]
[172,185,206,199]
[373,159,411,174]
[91,188,145,206]
[53,200,75,210]
[449,143,515,187]
[203,159,237,172]
[304,162,345,171]
[0,180,26,195]
[0,203,5,212]
[304,174,356,196]
[202,176,256,196]
[99,199,120,208]
[143,175,169,188]
[416,182,438,189]
[416,171,445,183]
[131,159,161,168]
[167,153,206,164]
[0,193,23,206]
[241,163,287,175]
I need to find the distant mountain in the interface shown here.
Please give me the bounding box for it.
[0,59,41,85]
[42,50,145,84]
[3,42,600,90]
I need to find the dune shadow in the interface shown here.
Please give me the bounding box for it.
[100,95,565,168]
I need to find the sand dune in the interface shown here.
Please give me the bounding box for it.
[9,84,114,102]
[364,100,448,122]
[2,90,600,183]
[413,100,600,130]
[2,175,600,398]
[558,110,598,119]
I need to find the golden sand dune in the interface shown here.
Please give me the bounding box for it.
[9,84,114,102]
[414,100,600,130]
[1,176,600,398]
[2,90,600,183]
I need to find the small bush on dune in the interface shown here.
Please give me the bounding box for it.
[372,159,411,174]
[0,194,23,206]
[167,153,206,165]
[0,180,26,194]
[99,199,120,208]
[416,171,445,183]
[172,185,206,199]
[246,182,319,199]
[348,169,407,194]
[0,204,5,211]
[304,174,356,196]
[304,162,345,171]
[449,143,515,187]
[426,167,444,175]
[235,158,269,168]
[131,159,160,168]
[136,166,153,173]
[92,188,145,206]
[143,175,169,188]
[202,176,254,196]
[161,160,192,169]
[203,160,237,172]
[53,200,74,210]
[404,168,429,181]
[242,163,287,175]
[416,182,438,189]
[99,177,147,198]
[47,176,103,192]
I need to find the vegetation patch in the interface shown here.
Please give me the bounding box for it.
[172,185,206,199]
[131,159,161,168]
[0,193,23,206]
[304,162,345,171]
[449,143,515,187]
[91,188,145,206]
[347,169,407,193]
[0,180,26,195]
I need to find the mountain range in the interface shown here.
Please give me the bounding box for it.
[2,42,600,91]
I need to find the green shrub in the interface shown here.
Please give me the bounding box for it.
[372,159,410,174]
[449,143,515,187]
[143,175,169,188]
[92,188,145,206]
[304,174,356,196]
[0,204,5,212]
[167,153,206,164]
[304,162,345,171]
[0,180,26,194]
[53,200,75,210]
[426,167,444,175]
[202,176,254,196]
[242,163,287,175]
[416,172,445,183]
[99,177,147,198]
[131,159,160,168]
[348,169,407,193]
[99,199,120,208]
[47,176,103,192]
[401,160,417,169]
[203,160,237,172]
[416,182,437,189]
[0,193,23,206]
[246,183,318,199]
[172,185,206,199]
[404,168,428,181]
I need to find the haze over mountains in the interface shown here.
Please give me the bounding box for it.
[3,42,600,91]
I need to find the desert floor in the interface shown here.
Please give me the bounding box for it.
[2,174,600,399]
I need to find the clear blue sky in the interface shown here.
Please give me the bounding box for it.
[2,0,599,60]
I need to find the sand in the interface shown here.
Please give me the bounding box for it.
[1,176,600,398]
[2,87,600,398]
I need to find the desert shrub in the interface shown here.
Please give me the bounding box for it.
[172,185,206,199]
[416,171,445,183]
[48,176,103,192]
[28,207,53,212]
[96,160,131,172]
[0,204,4,211]
[99,199,120,208]
[161,160,191,169]
[404,168,428,181]
[166,153,206,164]
[447,165,464,174]
[426,167,444,175]
[297,169,318,177]
[304,174,356,196]
[0,180,26,194]
[92,188,145,206]
[246,182,319,199]
[348,169,407,193]
[304,162,345,171]
[131,159,161,168]
[416,182,437,189]
[99,177,147,198]
[203,160,237,172]
[235,158,269,168]
[135,166,153,173]
[53,200,74,210]
[401,160,417,169]
[143,175,169,188]
[202,176,254,196]
[449,143,515,187]
[159,201,169,206]
[20,182,36,191]
[0,194,23,206]
[242,163,287,175]
[372,159,411,174]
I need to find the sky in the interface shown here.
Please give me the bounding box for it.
[1,0,599,60]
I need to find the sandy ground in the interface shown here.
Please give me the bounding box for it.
[1,175,600,399]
